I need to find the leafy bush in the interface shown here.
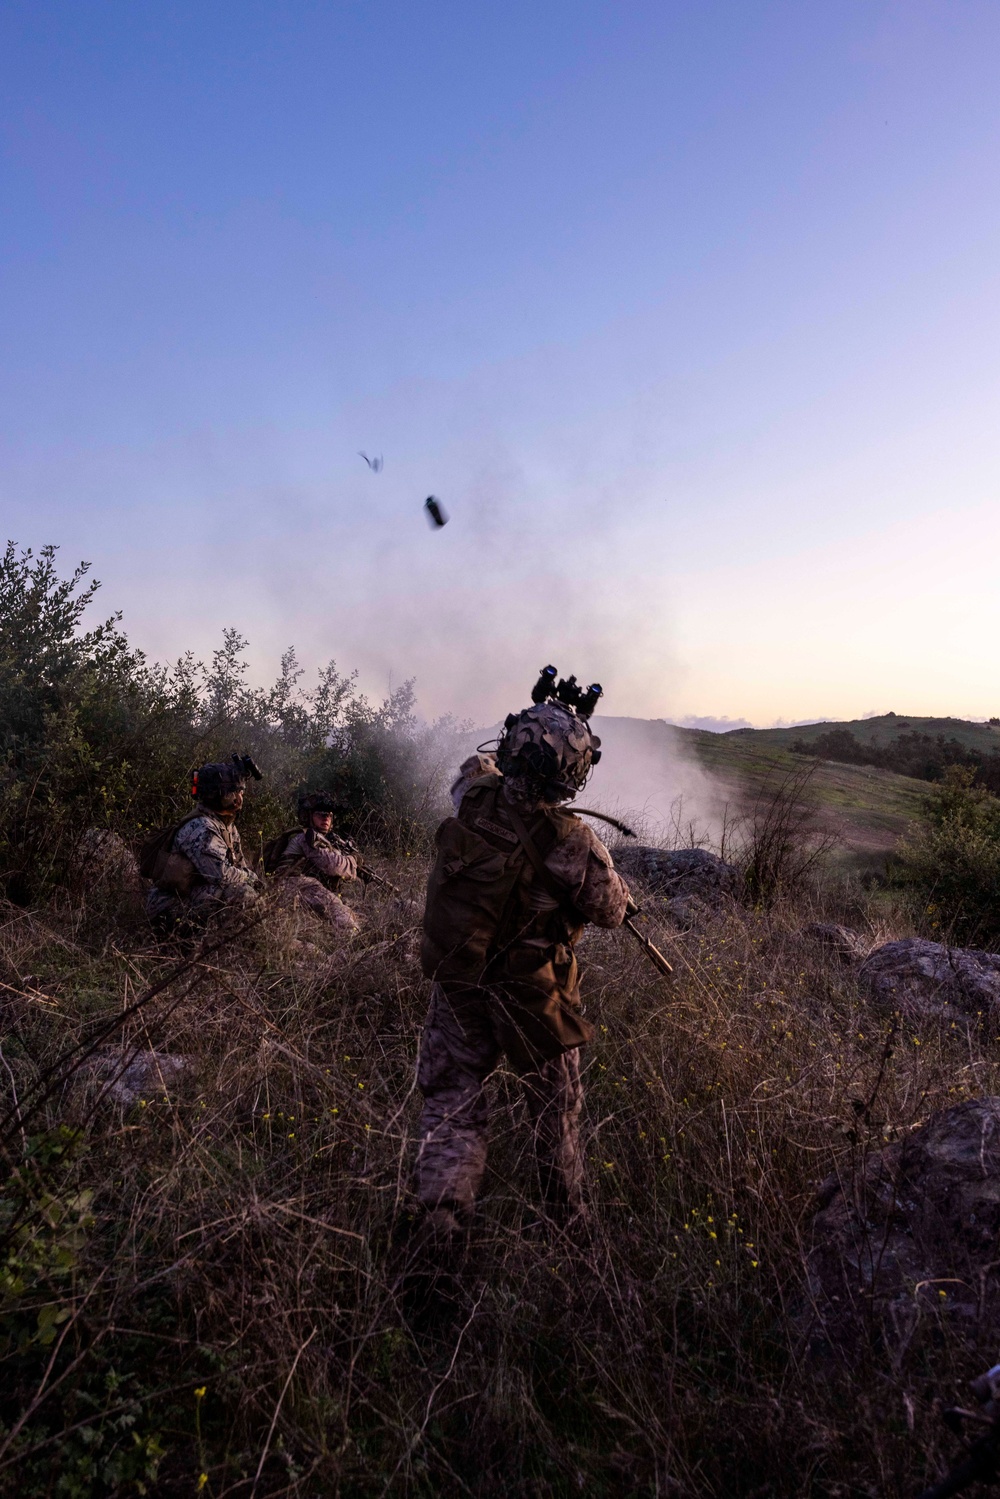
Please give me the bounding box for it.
[0,543,453,905]
[792,725,1000,790]
[900,767,1000,946]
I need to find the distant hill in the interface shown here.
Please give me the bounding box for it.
[675,723,925,864]
[730,711,1000,754]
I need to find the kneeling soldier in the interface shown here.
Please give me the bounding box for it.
[144,756,262,934]
[415,669,629,1244]
[266,792,360,934]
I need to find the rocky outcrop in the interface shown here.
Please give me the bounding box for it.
[806,1097,1000,1352]
[859,938,1000,1023]
[615,847,739,922]
[78,1048,188,1108]
[77,829,143,892]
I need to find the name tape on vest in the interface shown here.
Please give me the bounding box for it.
[474,816,519,845]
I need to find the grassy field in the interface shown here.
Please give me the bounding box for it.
[0,848,993,1497]
[676,725,926,864]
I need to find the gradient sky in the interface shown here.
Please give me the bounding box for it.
[2,1,999,726]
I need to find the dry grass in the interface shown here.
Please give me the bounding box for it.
[0,860,996,1497]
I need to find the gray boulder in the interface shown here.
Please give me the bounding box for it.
[806,1098,1000,1352]
[615,847,739,916]
[78,1048,188,1108]
[859,937,1000,1023]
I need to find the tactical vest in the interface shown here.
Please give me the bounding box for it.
[421,778,594,1062]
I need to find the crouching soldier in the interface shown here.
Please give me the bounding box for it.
[144,756,262,934]
[264,792,360,935]
[414,670,629,1248]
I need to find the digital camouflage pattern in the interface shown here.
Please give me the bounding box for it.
[273,829,358,887]
[416,982,584,1217]
[145,806,260,929]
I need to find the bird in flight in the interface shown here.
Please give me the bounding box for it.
[424,496,449,528]
[359,452,383,473]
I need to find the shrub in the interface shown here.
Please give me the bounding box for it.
[0,543,452,906]
[899,767,1000,947]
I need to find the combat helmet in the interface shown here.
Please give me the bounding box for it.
[191,753,262,811]
[296,789,342,826]
[495,666,603,803]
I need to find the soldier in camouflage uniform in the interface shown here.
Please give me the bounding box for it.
[146,759,261,933]
[414,697,629,1246]
[269,791,360,934]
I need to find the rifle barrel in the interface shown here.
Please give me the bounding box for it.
[623,915,673,978]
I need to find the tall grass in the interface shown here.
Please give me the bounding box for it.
[0,856,993,1497]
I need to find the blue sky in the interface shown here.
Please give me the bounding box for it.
[2,1,999,723]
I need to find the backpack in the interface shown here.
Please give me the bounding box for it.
[138,813,201,895]
[262,828,300,875]
[421,779,593,1063]
[422,785,575,983]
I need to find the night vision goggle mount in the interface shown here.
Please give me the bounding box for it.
[190,752,263,802]
[529,665,603,720]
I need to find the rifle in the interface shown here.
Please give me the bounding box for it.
[330,833,401,896]
[572,809,673,978]
[916,1364,1000,1499]
[624,896,674,978]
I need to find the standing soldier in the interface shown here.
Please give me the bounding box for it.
[265,792,361,934]
[144,755,262,934]
[414,669,629,1252]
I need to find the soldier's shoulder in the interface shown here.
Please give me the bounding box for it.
[552,813,613,862]
[173,813,214,847]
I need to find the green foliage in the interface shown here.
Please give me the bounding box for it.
[791,724,1000,788]
[0,1130,91,1356]
[0,1131,167,1495]
[0,542,453,905]
[900,767,1000,945]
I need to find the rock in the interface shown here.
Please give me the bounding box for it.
[859,938,1000,1023]
[77,829,142,891]
[615,847,739,910]
[78,1048,188,1108]
[806,1098,1000,1352]
[802,922,869,963]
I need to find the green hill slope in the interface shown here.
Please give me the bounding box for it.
[732,711,1000,753]
[676,723,927,861]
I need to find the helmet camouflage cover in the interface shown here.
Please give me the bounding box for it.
[495,701,601,802]
[193,760,246,810]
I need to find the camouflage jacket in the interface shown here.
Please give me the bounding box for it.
[273,829,358,887]
[173,808,259,895]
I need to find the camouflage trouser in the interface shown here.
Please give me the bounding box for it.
[146,881,258,934]
[273,874,359,934]
[415,983,585,1220]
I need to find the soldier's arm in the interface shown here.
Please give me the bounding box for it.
[544,822,629,928]
[176,820,258,890]
[304,840,358,882]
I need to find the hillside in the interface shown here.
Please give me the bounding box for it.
[675,722,926,862]
[732,711,1000,754]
